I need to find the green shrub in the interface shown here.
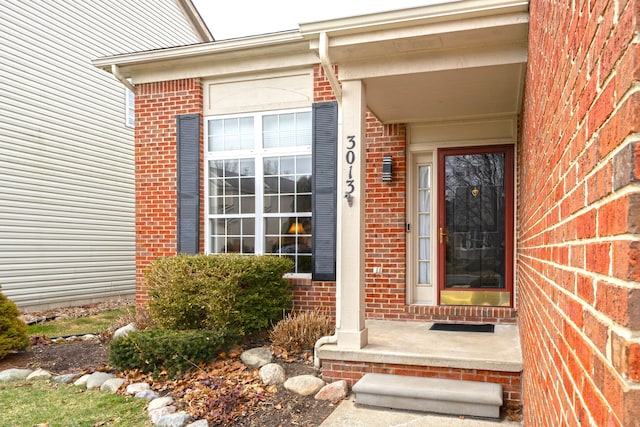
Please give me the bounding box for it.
[108,328,227,377]
[145,254,293,336]
[0,285,29,359]
[270,309,334,354]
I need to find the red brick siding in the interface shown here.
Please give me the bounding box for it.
[134,79,203,306]
[519,1,639,426]
[322,360,521,407]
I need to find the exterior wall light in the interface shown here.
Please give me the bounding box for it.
[382,155,393,182]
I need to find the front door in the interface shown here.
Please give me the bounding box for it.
[437,145,514,306]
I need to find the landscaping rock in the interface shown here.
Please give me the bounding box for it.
[186,420,209,427]
[86,371,115,389]
[0,368,33,381]
[259,363,286,385]
[100,377,125,393]
[150,406,177,424]
[73,374,91,387]
[81,334,98,341]
[284,375,325,396]
[136,389,160,400]
[240,347,272,368]
[113,323,136,339]
[157,412,191,427]
[148,396,174,412]
[26,368,52,380]
[126,382,150,395]
[53,373,78,384]
[314,380,349,402]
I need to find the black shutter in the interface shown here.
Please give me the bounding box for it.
[176,114,200,254]
[312,101,338,281]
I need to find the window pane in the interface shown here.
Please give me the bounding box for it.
[419,261,430,284]
[419,237,430,260]
[263,115,278,131]
[264,159,278,176]
[419,189,430,212]
[264,195,277,213]
[239,178,254,194]
[210,120,223,135]
[297,156,311,174]
[239,117,253,133]
[240,196,254,214]
[224,159,238,176]
[280,196,294,213]
[242,237,255,254]
[419,214,430,235]
[209,196,223,213]
[263,132,278,149]
[279,113,295,130]
[297,254,312,273]
[419,165,431,188]
[280,157,295,175]
[265,217,280,234]
[226,237,241,253]
[296,195,312,212]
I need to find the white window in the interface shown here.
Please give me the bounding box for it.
[125,88,135,127]
[204,108,312,274]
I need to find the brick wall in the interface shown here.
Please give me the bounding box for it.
[134,79,203,306]
[519,1,639,425]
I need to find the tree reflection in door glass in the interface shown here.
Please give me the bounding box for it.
[444,153,505,289]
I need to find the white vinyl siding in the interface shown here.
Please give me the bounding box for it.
[0,0,200,310]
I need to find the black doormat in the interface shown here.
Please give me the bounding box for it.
[430,323,495,333]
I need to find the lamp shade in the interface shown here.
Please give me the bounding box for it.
[288,222,305,234]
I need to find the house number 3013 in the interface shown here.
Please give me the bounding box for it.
[344,135,356,207]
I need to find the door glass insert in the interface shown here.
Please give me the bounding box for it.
[444,152,505,289]
[418,165,431,285]
[438,146,513,307]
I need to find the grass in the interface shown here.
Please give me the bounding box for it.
[0,379,151,426]
[27,307,130,337]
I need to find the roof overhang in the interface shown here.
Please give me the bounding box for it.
[93,0,528,125]
[301,0,529,124]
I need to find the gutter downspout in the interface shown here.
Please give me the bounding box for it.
[111,64,135,92]
[314,31,341,369]
[318,32,342,104]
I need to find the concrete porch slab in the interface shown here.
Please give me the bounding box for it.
[317,319,522,372]
[320,397,523,426]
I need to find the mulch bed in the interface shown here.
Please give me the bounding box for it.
[1,303,337,426]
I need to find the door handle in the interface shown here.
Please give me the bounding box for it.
[439,227,448,244]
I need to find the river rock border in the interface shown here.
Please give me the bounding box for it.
[0,346,347,426]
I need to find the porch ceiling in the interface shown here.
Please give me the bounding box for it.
[363,63,525,124]
[308,3,530,124]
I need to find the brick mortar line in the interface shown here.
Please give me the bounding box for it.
[519,45,639,237]
[516,250,639,289]
[519,258,638,386]
[516,174,640,246]
[518,266,623,426]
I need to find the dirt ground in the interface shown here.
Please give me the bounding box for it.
[0,305,337,426]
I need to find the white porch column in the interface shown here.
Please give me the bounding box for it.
[336,79,368,349]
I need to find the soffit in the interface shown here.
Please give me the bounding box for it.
[304,1,529,124]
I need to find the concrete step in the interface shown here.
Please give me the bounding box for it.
[352,373,503,419]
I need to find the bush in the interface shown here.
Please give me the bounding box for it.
[270,309,334,354]
[108,328,227,377]
[0,285,29,359]
[145,254,293,336]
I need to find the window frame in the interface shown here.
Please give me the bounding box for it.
[203,108,312,275]
[125,88,135,128]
